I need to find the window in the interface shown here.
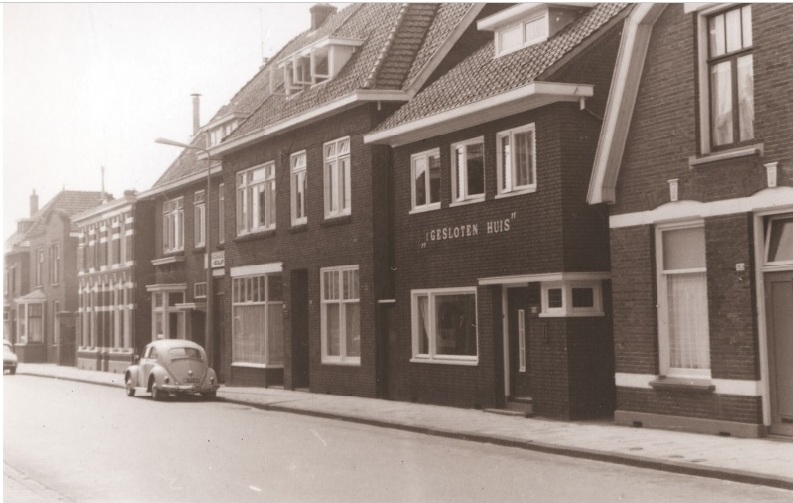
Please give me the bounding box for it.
[496,15,547,55]
[278,39,361,95]
[194,282,207,299]
[231,274,283,366]
[237,163,276,235]
[218,184,225,244]
[163,198,184,253]
[50,244,60,285]
[151,291,185,341]
[412,288,478,363]
[764,215,793,266]
[540,281,604,317]
[320,266,360,364]
[411,149,441,211]
[291,151,307,225]
[124,226,134,265]
[99,227,108,267]
[451,137,485,203]
[35,249,44,286]
[18,302,44,344]
[324,137,351,218]
[518,308,527,372]
[656,223,710,377]
[497,124,536,195]
[111,222,121,266]
[701,5,753,150]
[194,190,206,248]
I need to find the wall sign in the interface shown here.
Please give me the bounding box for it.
[420,212,517,249]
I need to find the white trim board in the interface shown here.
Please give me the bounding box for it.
[615,373,764,396]
[230,262,283,277]
[610,187,793,228]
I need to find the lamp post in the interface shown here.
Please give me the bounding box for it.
[155,135,215,367]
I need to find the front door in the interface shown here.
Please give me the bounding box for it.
[765,270,793,436]
[507,287,531,398]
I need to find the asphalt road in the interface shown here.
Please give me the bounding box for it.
[4,375,792,503]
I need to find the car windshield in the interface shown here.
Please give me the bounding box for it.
[4,343,14,354]
[167,347,203,360]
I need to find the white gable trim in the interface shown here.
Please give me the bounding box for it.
[587,4,667,205]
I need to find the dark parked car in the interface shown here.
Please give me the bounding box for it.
[4,341,18,375]
[125,339,219,400]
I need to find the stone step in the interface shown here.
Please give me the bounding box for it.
[483,408,529,418]
[483,398,534,418]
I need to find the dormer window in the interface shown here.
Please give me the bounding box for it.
[479,3,588,57]
[208,118,240,147]
[278,36,363,95]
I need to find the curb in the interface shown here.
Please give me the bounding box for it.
[18,371,793,491]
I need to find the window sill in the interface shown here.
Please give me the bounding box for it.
[539,310,604,318]
[321,214,352,228]
[234,229,276,243]
[152,255,185,266]
[410,357,479,366]
[215,243,225,251]
[192,247,206,254]
[409,204,441,215]
[494,187,536,200]
[231,362,284,369]
[289,223,308,234]
[649,376,715,393]
[688,143,763,167]
[449,197,485,208]
[320,359,361,367]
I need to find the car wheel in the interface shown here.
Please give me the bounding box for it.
[125,376,135,397]
[202,391,217,400]
[151,383,162,401]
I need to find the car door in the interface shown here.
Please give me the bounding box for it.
[138,345,157,387]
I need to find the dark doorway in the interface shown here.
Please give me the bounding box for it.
[290,269,310,389]
[507,287,531,398]
[212,280,224,380]
[376,302,396,399]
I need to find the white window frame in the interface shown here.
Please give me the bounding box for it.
[236,162,277,236]
[151,290,186,341]
[410,287,479,365]
[231,273,284,367]
[291,151,308,226]
[540,281,604,317]
[323,137,352,219]
[496,123,537,196]
[410,148,441,213]
[320,265,361,365]
[50,243,61,285]
[656,220,711,378]
[194,190,206,248]
[218,184,225,244]
[162,197,184,253]
[450,136,486,205]
[517,308,527,372]
[194,282,207,299]
[495,12,548,56]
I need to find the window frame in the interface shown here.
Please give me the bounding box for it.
[35,248,44,286]
[162,197,184,254]
[231,273,284,367]
[410,287,479,365]
[763,214,793,268]
[218,183,225,244]
[323,137,352,219]
[697,4,754,154]
[496,123,537,197]
[194,190,206,248]
[151,290,186,341]
[236,162,277,236]
[50,243,61,285]
[320,265,361,365]
[290,151,308,226]
[539,281,604,318]
[655,220,711,378]
[495,11,548,56]
[410,148,442,213]
[450,136,486,205]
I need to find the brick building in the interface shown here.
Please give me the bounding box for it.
[588,4,793,437]
[7,190,104,363]
[4,192,37,344]
[365,4,629,419]
[209,3,493,391]
[73,191,156,373]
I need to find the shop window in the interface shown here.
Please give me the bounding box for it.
[540,281,603,317]
[411,288,478,364]
[291,151,307,226]
[231,273,283,366]
[237,163,276,235]
[324,137,351,219]
[151,290,185,341]
[320,266,360,364]
[163,198,184,253]
[497,124,536,195]
[411,149,441,212]
[656,222,710,378]
[451,137,485,204]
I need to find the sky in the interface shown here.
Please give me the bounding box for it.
[3,3,345,241]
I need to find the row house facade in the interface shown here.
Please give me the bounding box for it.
[4,193,38,344]
[588,4,793,437]
[366,3,628,418]
[6,190,104,363]
[73,192,156,373]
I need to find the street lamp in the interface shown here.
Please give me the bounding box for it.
[155,135,216,368]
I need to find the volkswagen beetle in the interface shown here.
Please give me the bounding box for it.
[125,339,219,400]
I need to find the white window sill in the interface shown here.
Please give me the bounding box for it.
[231,362,284,369]
[539,310,604,318]
[323,212,351,221]
[410,357,479,366]
[152,255,185,266]
[495,187,536,200]
[409,204,441,215]
[449,197,485,208]
[688,143,763,167]
[320,359,361,367]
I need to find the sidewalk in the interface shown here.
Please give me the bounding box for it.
[13,363,793,490]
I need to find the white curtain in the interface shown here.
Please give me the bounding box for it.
[667,272,710,371]
[417,296,430,354]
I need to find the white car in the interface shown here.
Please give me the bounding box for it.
[124,339,219,400]
[4,341,18,375]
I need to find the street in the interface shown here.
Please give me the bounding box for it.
[4,376,792,503]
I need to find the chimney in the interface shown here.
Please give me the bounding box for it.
[30,190,38,216]
[191,93,201,136]
[310,3,336,30]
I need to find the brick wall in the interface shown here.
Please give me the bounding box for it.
[618,388,763,425]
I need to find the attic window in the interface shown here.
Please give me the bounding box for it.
[278,37,363,95]
[479,4,587,57]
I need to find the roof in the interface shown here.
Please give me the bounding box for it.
[368,4,629,139]
[222,3,478,145]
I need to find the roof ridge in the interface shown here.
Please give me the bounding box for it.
[361,3,410,89]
